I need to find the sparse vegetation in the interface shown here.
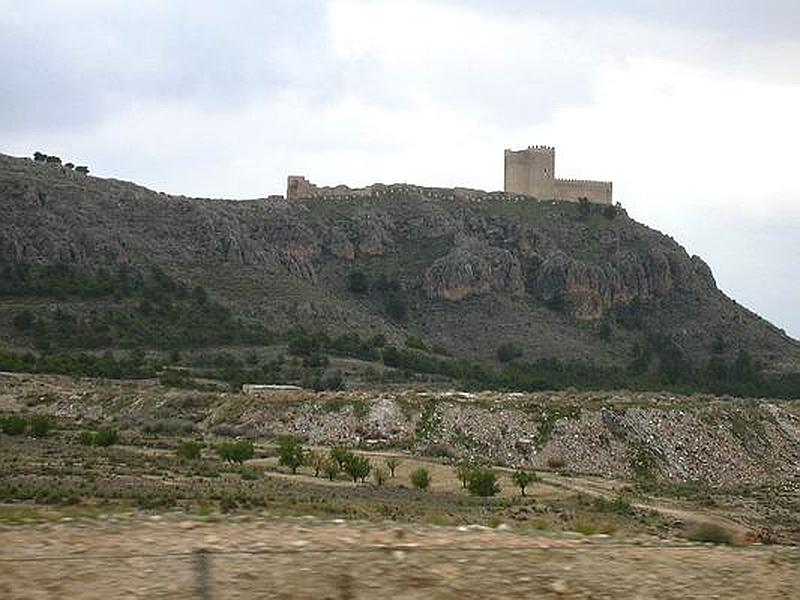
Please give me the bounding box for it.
[93,429,119,447]
[685,522,734,545]
[372,466,388,486]
[410,468,431,490]
[217,440,254,463]
[176,440,203,460]
[467,467,500,497]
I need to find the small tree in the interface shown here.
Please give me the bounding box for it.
[456,461,475,489]
[307,449,325,477]
[373,466,388,486]
[512,469,539,496]
[385,457,400,478]
[323,458,340,481]
[33,151,46,162]
[277,436,305,474]
[410,468,431,490]
[330,446,352,470]
[467,467,500,497]
[176,440,203,460]
[343,454,371,483]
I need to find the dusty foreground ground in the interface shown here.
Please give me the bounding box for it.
[1,517,798,599]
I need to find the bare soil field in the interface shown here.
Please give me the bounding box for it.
[1,517,799,599]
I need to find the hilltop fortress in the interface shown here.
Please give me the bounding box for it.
[287,145,612,204]
[504,146,612,204]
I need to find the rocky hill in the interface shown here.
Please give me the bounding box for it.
[1,152,798,379]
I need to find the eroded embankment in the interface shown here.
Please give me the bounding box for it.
[3,374,799,489]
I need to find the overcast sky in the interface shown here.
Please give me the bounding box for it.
[2,1,798,338]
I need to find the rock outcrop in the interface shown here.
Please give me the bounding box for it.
[0,152,798,370]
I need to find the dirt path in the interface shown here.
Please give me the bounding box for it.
[0,517,797,599]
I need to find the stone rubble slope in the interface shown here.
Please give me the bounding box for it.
[6,374,800,489]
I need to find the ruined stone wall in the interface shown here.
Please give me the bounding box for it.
[287,176,317,200]
[287,176,374,200]
[554,179,613,204]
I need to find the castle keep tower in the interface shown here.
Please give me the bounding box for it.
[504,146,612,204]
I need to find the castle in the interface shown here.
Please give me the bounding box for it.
[504,146,612,204]
[287,145,612,204]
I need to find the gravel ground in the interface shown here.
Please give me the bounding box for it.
[1,516,799,599]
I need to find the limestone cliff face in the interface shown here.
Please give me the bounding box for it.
[0,153,797,369]
[423,244,524,301]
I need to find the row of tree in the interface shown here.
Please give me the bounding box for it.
[33,151,89,173]
[274,437,540,496]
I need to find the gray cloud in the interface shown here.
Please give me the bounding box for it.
[0,1,336,132]
[442,0,800,41]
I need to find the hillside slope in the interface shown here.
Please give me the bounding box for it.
[1,152,798,376]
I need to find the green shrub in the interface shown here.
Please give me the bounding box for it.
[217,440,254,463]
[496,342,523,363]
[78,430,95,445]
[176,440,203,460]
[686,522,734,545]
[410,468,431,490]
[28,415,53,437]
[277,436,305,474]
[467,467,500,497]
[93,428,119,447]
[1,415,28,436]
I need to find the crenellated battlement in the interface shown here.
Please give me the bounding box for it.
[556,178,609,185]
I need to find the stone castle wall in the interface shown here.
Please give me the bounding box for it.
[554,179,612,204]
[503,146,612,204]
[288,145,612,205]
